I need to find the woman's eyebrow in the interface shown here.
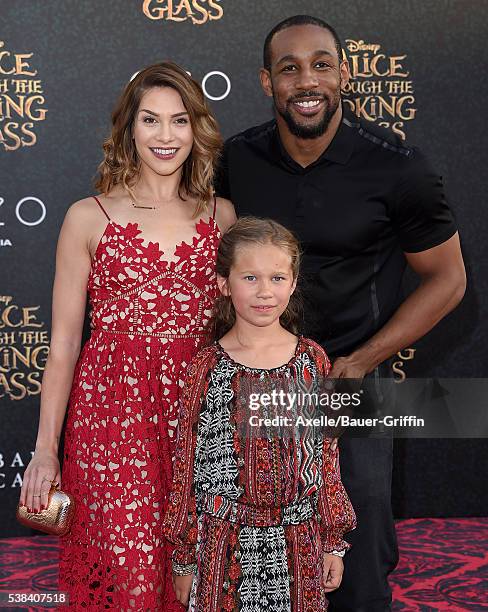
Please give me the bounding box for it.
[138,109,189,118]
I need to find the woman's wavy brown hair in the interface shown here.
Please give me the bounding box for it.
[95,61,222,216]
[208,217,303,341]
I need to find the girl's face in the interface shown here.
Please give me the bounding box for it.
[132,86,194,180]
[218,242,297,329]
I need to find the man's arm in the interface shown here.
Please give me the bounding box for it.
[330,232,466,378]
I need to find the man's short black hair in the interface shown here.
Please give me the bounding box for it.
[263,15,343,71]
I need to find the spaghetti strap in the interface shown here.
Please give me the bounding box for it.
[93,195,111,221]
[212,194,217,219]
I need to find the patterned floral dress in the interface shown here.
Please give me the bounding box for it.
[163,337,356,612]
[58,196,220,610]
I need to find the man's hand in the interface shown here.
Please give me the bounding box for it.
[173,574,193,607]
[329,354,369,380]
[323,553,344,593]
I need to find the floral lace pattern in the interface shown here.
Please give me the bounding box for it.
[59,215,220,610]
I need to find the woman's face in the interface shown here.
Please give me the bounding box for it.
[132,86,194,179]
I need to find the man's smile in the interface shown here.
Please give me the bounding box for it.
[289,95,325,116]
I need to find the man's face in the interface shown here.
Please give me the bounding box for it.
[261,25,348,139]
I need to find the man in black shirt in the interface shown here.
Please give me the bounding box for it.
[215,14,466,612]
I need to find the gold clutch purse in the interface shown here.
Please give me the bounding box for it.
[16,483,75,536]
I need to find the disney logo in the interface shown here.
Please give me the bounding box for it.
[346,39,381,54]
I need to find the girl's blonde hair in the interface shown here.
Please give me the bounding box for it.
[95,61,222,216]
[209,217,303,341]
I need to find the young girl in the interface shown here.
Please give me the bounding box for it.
[163,217,356,611]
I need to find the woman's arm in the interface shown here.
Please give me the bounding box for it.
[19,200,94,513]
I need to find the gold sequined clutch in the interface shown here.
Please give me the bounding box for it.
[16,484,75,536]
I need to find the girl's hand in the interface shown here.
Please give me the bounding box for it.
[322,553,344,593]
[173,573,193,607]
[19,449,61,514]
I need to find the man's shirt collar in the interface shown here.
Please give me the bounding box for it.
[272,104,355,172]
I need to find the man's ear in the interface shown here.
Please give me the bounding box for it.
[217,274,230,296]
[259,68,273,98]
[339,59,351,91]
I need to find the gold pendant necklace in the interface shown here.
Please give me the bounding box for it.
[131,199,158,210]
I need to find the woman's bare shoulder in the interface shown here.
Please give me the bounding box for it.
[62,196,102,227]
[60,196,111,251]
[65,188,127,224]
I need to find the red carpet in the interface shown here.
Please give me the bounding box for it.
[0,518,486,610]
[391,518,487,610]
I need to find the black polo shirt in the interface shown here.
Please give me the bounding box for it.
[215,108,457,359]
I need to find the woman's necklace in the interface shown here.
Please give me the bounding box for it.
[130,193,180,210]
[130,199,158,210]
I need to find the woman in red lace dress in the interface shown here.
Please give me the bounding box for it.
[19,62,236,610]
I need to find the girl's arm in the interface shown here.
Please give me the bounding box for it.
[311,343,357,553]
[317,438,356,553]
[19,200,94,513]
[312,345,356,593]
[163,349,214,573]
[318,438,356,594]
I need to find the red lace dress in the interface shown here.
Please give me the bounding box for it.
[58,196,220,610]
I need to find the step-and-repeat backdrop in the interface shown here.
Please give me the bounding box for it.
[1,1,487,536]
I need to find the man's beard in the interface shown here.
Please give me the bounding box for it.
[275,90,341,139]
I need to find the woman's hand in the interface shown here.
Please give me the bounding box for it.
[322,553,344,593]
[173,574,193,607]
[19,449,61,513]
